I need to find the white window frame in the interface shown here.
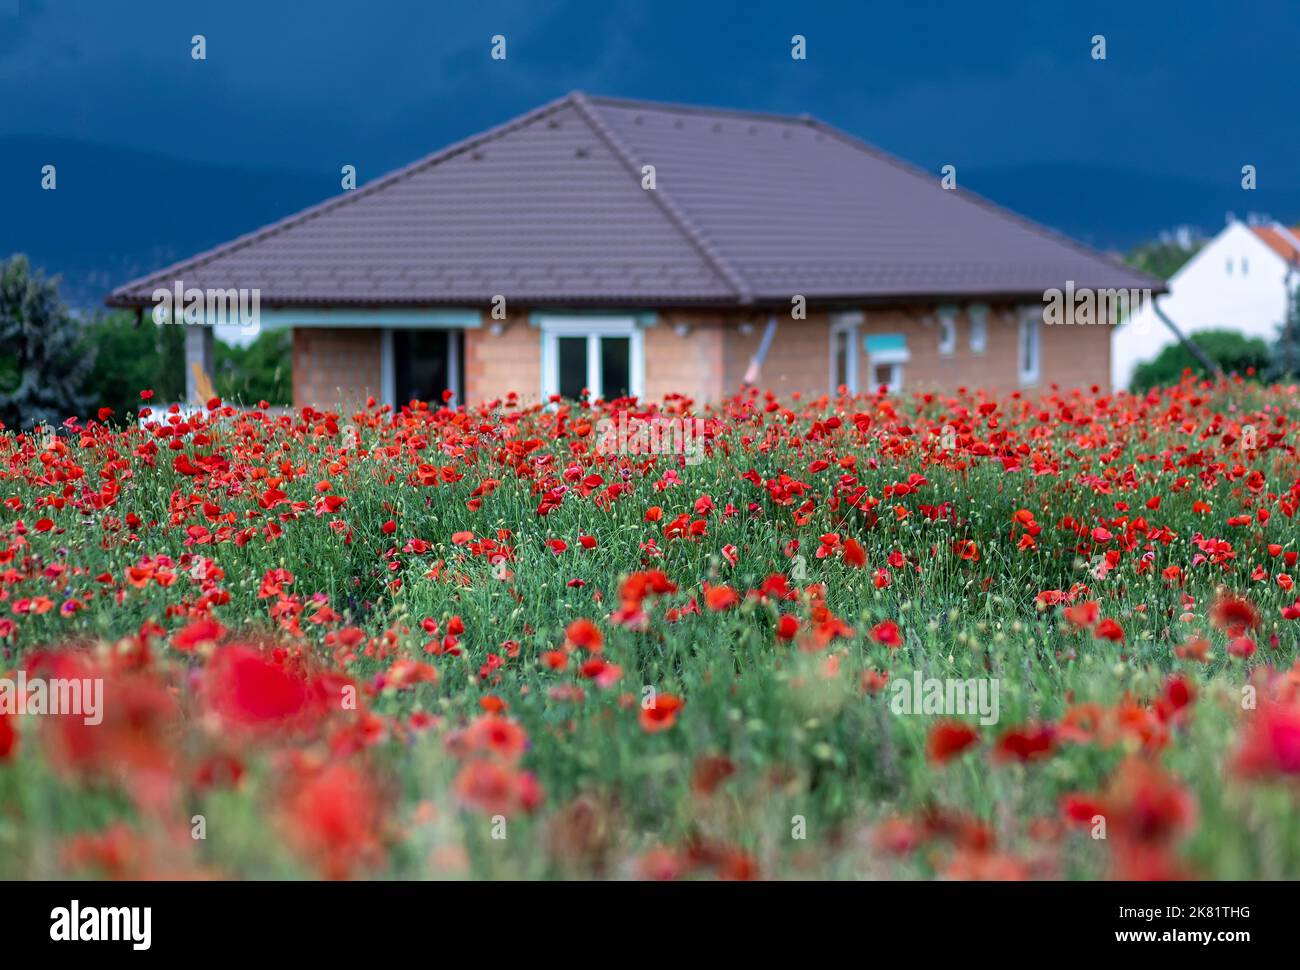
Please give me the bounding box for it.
[937,305,957,357]
[829,311,862,394]
[538,315,645,401]
[868,357,906,394]
[968,303,988,355]
[865,342,910,395]
[1018,307,1041,386]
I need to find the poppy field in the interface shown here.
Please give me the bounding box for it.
[1,377,1299,881]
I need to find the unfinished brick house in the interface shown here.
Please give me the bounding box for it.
[107,92,1161,408]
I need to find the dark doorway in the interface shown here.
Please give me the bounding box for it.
[393,330,461,405]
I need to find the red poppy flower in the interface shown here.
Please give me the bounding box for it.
[1210,592,1260,635]
[384,658,438,689]
[1098,758,1196,846]
[870,620,903,648]
[927,720,979,762]
[578,656,623,688]
[1174,636,1211,662]
[860,669,890,694]
[454,760,542,816]
[691,755,736,795]
[172,617,226,652]
[204,645,325,730]
[0,713,15,761]
[565,618,603,652]
[1235,702,1300,776]
[994,724,1056,762]
[704,585,740,611]
[463,714,528,762]
[843,538,866,568]
[1094,618,1125,642]
[640,694,684,733]
[1063,601,1100,628]
[1227,636,1257,659]
[282,762,386,879]
[541,650,568,671]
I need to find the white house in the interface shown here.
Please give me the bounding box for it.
[1111,220,1300,390]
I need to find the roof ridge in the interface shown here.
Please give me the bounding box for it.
[107,93,577,306]
[583,93,811,127]
[801,116,1167,293]
[569,91,754,304]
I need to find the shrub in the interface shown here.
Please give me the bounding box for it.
[214,329,292,406]
[82,317,290,417]
[1130,328,1270,392]
[0,255,91,430]
[82,311,184,418]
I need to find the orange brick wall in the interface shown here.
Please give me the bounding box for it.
[723,310,832,399]
[464,321,541,405]
[292,328,382,410]
[714,303,1110,400]
[464,311,729,407]
[644,311,726,405]
[857,304,1023,395]
[1039,317,1112,392]
[292,307,1111,410]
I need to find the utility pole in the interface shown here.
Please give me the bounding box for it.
[1286,262,1298,377]
[1150,299,1223,378]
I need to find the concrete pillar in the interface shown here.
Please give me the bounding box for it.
[184,325,215,405]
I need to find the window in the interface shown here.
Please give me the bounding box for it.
[1018,308,1040,385]
[1226,257,1233,276]
[872,360,902,389]
[864,333,909,394]
[1242,257,1249,276]
[829,312,861,394]
[968,304,988,355]
[539,316,644,401]
[937,306,957,356]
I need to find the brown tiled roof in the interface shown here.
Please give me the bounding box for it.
[107,92,1162,309]
[1252,225,1300,264]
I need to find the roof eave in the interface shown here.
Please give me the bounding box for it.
[105,280,1167,313]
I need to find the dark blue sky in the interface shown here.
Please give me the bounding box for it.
[2,0,1293,182]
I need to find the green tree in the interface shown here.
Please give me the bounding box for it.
[1268,281,1300,379]
[1131,329,1271,392]
[0,255,92,430]
[82,317,290,415]
[213,329,292,405]
[156,323,186,402]
[1124,238,1203,280]
[81,310,185,418]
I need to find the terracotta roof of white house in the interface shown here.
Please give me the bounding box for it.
[108,92,1162,309]
[1253,224,1300,265]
